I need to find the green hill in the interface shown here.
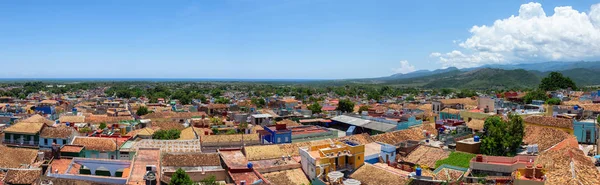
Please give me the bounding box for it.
[422,68,540,89]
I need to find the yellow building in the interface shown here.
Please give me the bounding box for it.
[299,140,365,180]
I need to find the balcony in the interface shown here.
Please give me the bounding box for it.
[3,140,40,147]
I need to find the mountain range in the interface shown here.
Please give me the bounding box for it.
[364,61,600,89]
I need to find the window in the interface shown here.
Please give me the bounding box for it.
[284,136,289,142]
[277,137,281,143]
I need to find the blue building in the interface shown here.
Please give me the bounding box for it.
[574,120,597,144]
[439,110,461,120]
[261,124,292,144]
[39,126,75,148]
[397,116,423,130]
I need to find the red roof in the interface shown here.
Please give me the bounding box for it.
[322,106,337,111]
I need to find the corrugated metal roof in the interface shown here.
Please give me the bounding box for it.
[332,115,396,132]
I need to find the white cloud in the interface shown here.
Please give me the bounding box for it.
[431,2,600,68]
[429,52,442,57]
[392,60,416,74]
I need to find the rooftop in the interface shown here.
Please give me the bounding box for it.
[141,111,207,119]
[0,146,39,168]
[201,133,260,144]
[535,137,600,184]
[466,119,485,131]
[3,121,45,134]
[400,145,449,168]
[219,149,249,169]
[4,169,41,185]
[523,115,573,129]
[71,136,117,152]
[128,149,160,184]
[59,115,85,123]
[261,168,309,185]
[372,122,436,145]
[132,139,201,153]
[60,145,85,153]
[290,125,331,136]
[350,163,410,185]
[523,124,572,151]
[245,145,287,161]
[40,126,74,139]
[162,153,220,167]
[49,158,80,174]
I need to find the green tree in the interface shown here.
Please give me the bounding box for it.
[308,103,322,114]
[522,89,548,104]
[99,122,107,130]
[136,106,149,116]
[251,98,266,108]
[200,175,217,185]
[358,105,370,113]
[153,129,182,140]
[480,114,524,156]
[214,97,230,104]
[225,129,237,135]
[539,72,577,91]
[545,98,561,105]
[337,99,355,113]
[170,168,194,185]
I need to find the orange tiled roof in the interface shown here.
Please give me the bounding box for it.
[524,115,573,129]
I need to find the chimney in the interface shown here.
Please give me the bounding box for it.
[534,165,544,179]
[51,144,61,159]
[475,155,483,162]
[525,164,534,178]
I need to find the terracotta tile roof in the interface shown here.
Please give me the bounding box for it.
[40,99,59,104]
[262,168,310,185]
[0,146,38,169]
[71,137,117,152]
[201,134,260,144]
[3,121,44,134]
[153,121,185,131]
[141,111,207,119]
[400,145,449,168]
[162,153,220,167]
[207,104,228,109]
[535,137,600,185]
[278,139,333,156]
[440,98,478,106]
[441,108,461,114]
[578,104,600,112]
[276,119,302,127]
[524,115,573,129]
[178,127,200,140]
[523,124,572,151]
[3,169,41,185]
[84,114,133,124]
[20,114,55,126]
[60,145,84,153]
[333,133,374,145]
[466,119,485,130]
[372,122,436,145]
[245,145,287,161]
[59,115,85,123]
[350,163,410,185]
[40,126,74,139]
[433,168,464,181]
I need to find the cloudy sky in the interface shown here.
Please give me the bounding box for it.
[1,0,599,79]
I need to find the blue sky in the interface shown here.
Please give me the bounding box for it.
[1,0,599,79]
